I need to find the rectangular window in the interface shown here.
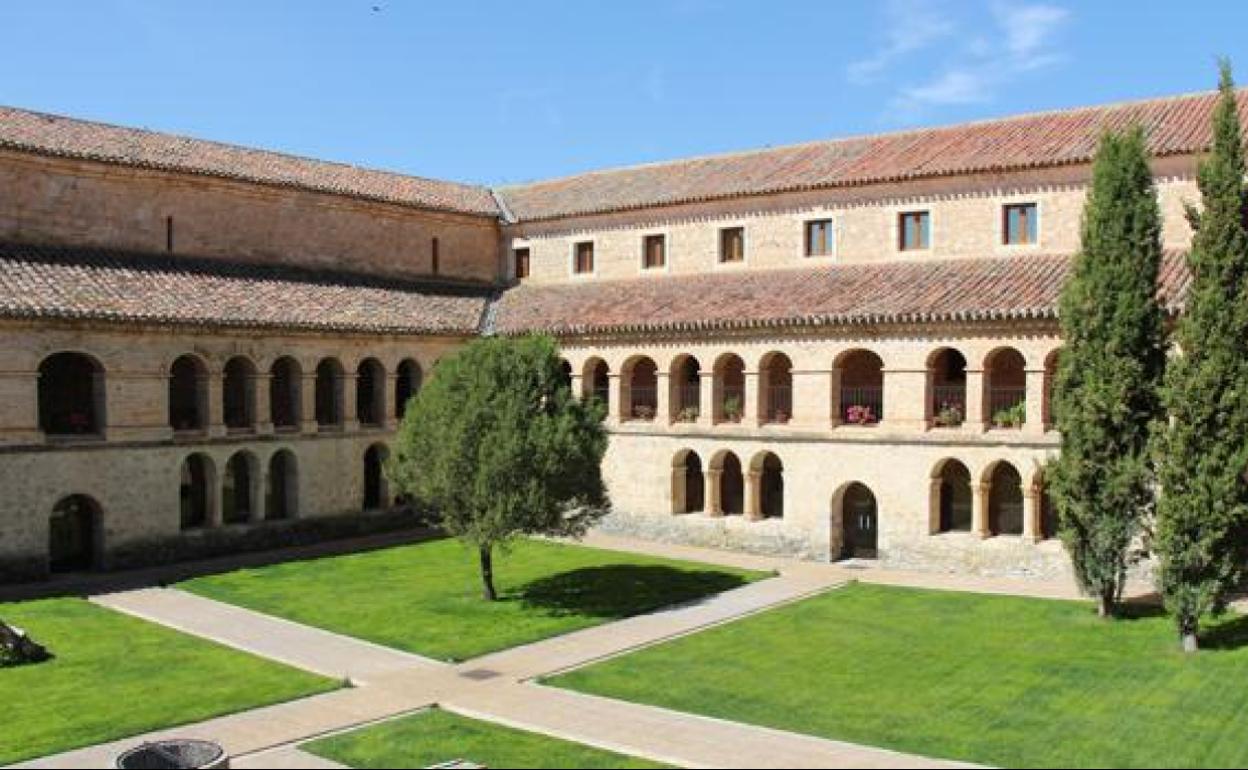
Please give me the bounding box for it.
[805,219,834,257]
[642,234,666,269]
[514,247,530,279]
[899,211,931,251]
[431,237,440,274]
[574,241,594,274]
[1003,203,1038,245]
[719,227,745,263]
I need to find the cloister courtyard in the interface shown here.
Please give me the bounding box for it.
[4,532,1248,769]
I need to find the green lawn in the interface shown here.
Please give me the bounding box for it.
[551,582,1248,769]
[0,598,335,765]
[180,538,767,661]
[305,707,666,768]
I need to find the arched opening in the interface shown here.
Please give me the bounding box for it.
[179,453,214,530]
[835,350,884,426]
[622,356,658,421]
[583,358,610,407]
[267,450,298,520]
[988,462,1024,536]
[839,483,878,559]
[49,494,101,572]
[715,451,745,515]
[672,450,704,514]
[270,357,302,431]
[169,354,208,432]
[713,354,746,423]
[1040,485,1058,540]
[934,459,973,532]
[985,348,1027,429]
[1043,348,1062,428]
[222,451,257,524]
[928,348,967,428]
[754,452,785,519]
[759,353,793,424]
[363,444,389,510]
[671,355,702,422]
[356,358,385,427]
[315,358,344,429]
[558,359,574,392]
[395,359,423,420]
[223,356,257,432]
[38,352,104,437]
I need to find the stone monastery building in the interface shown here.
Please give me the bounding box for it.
[0,89,1238,581]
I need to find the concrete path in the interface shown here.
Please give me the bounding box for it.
[19,533,1100,769]
[93,588,440,684]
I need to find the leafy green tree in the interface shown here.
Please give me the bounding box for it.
[388,335,609,600]
[1049,126,1167,618]
[1154,61,1248,652]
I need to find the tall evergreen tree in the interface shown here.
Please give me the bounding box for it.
[1049,126,1167,618]
[1154,61,1248,652]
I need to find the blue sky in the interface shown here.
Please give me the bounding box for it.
[2,1,1245,186]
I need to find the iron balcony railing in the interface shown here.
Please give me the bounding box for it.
[988,386,1027,427]
[628,385,658,421]
[932,384,967,427]
[719,384,745,422]
[675,384,701,420]
[764,385,792,424]
[840,385,883,424]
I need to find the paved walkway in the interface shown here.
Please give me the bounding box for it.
[19,533,1118,769]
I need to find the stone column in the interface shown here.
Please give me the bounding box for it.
[697,371,714,427]
[746,469,763,521]
[1024,367,1047,436]
[343,373,360,432]
[973,481,991,539]
[705,469,723,516]
[1023,484,1041,543]
[255,373,274,435]
[743,369,759,425]
[570,373,584,401]
[207,478,223,528]
[382,370,398,431]
[607,373,622,425]
[208,369,227,438]
[927,477,944,533]
[965,368,986,432]
[300,373,319,434]
[654,371,669,425]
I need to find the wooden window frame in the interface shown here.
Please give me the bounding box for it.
[513,247,531,279]
[573,241,595,275]
[1002,203,1038,246]
[898,211,931,252]
[804,218,835,257]
[642,234,667,270]
[719,226,746,264]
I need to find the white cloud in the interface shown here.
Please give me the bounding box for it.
[847,0,957,85]
[994,1,1070,61]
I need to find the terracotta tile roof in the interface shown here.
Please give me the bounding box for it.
[0,243,492,335]
[492,253,1192,336]
[497,90,1248,222]
[0,106,501,218]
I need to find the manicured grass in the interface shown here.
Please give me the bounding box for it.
[305,707,667,768]
[180,538,767,661]
[551,583,1248,768]
[0,598,335,765]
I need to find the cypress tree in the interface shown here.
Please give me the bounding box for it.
[1049,126,1166,618]
[1154,61,1248,652]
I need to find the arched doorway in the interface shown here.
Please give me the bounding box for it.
[840,483,878,559]
[38,352,105,436]
[267,450,298,520]
[758,353,793,424]
[222,356,256,431]
[222,451,256,524]
[985,348,1027,429]
[670,355,702,422]
[583,358,610,406]
[988,462,1024,535]
[928,348,967,428]
[755,452,784,519]
[715,451,744,515]
[672,450,704,514]
[364,444,389,510]
[270,356,302,431]
[935,459,973,532]
[169,354,208,432]
[180,454,213,530]
[622,356,658,421]
[315,358,344,429]
[395,359,423,419]
[356,358,385,427]
[49,494,100,572]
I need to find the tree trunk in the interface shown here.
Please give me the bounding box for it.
[478,545,497,601]
[1180,615,1200,653]
[1182,632,1199,653]
[1097,592,1114,619]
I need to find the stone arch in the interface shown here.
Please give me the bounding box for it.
[758,352,793,424]
[49,494,102,573]
[927,347,967,427]
[38,351,106,437]
[832,481,878,559]
[267,449,298,520]
[363,443,390,510]
[168,354,208,432]
[709,450,744,515]
[1042,347,1063,428]
[270,356,302,431]
[750,451,784,519]
[583,357,610,405]
[356,357,386,427]
[833,349,884,426]
[670,354,702,422]
[222,356,257,432]
[712,353,746,424]
[621,355,658,421]
[315,357,345,429]
[931,458,973,533]
[984,347,1027,428]
[179,453,216,530]
[985,460,1024,536]
[395,358,423,419]
[671,449,705,514]
[222,450,260,524]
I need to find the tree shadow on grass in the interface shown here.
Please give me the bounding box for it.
[515,564,753,619]
[1198,614,1248,651]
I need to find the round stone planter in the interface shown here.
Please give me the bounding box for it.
[116,739,228,770]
